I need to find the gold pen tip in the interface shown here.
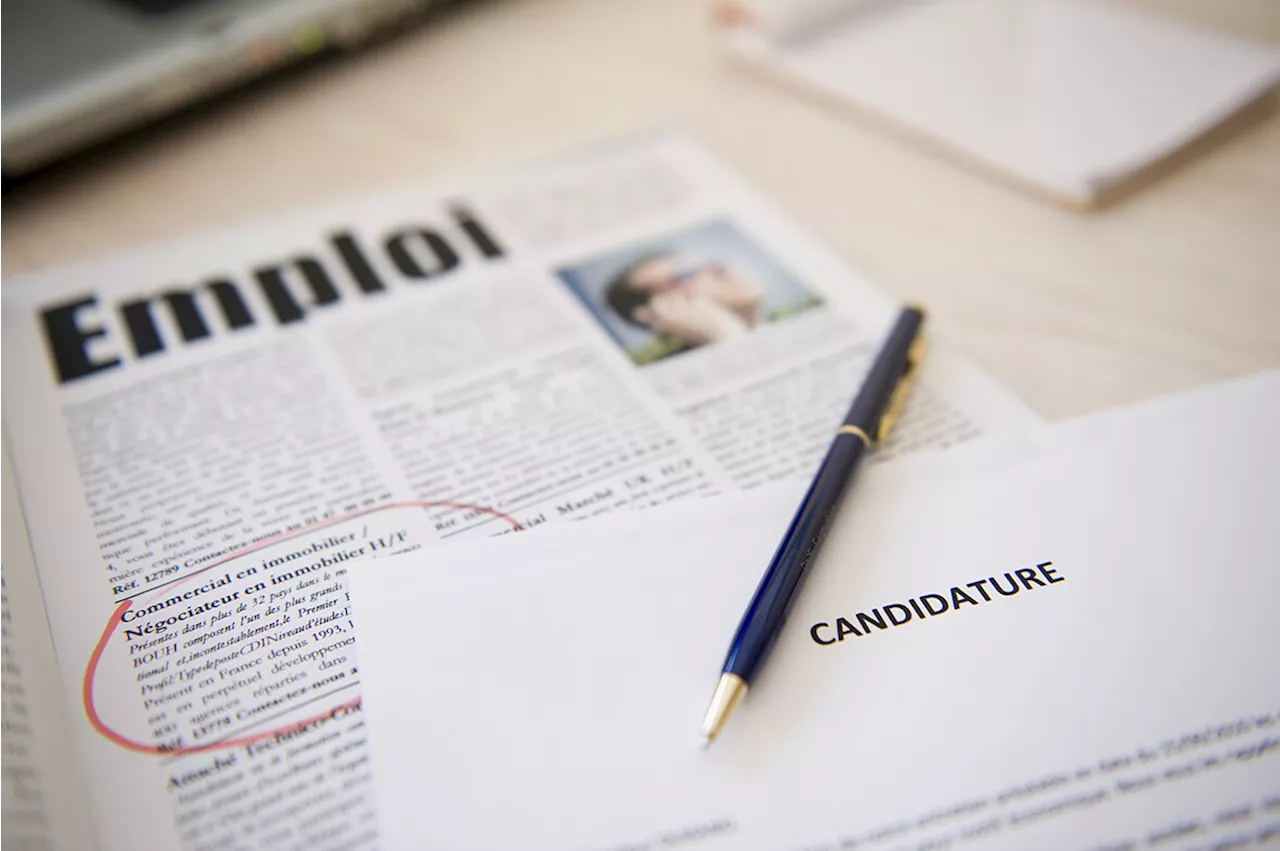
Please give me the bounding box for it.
[699,733,712,750]
[698,673,747,750]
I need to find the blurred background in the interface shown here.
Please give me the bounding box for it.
[4,0,1279,419]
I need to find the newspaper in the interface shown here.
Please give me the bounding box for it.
[0,133,1037,851]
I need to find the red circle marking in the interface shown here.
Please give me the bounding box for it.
[83,500,520,755]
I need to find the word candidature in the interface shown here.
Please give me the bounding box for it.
[810,561,1065,645]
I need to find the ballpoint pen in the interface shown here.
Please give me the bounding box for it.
[698,305,927,747]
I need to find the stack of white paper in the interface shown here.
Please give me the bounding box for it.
[721,0,1280,207]
[352,370,1280,850]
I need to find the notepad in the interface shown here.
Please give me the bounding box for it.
[719,0,1280,208]
[351,370,1280,850]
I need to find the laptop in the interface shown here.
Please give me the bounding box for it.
[2,0,446,175]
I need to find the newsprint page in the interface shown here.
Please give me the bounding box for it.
[1,134,1036,851]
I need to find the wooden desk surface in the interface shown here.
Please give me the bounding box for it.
[4,0,1278,420]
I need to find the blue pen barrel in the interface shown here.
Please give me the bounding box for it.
[722,434,866,683]
[717,306,923,687]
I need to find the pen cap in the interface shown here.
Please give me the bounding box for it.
[841,306,926,440]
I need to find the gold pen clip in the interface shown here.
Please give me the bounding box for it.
[876,334,927,442]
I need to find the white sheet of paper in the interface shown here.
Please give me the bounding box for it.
[727,0,1280,205]
[351,371,1280,851]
